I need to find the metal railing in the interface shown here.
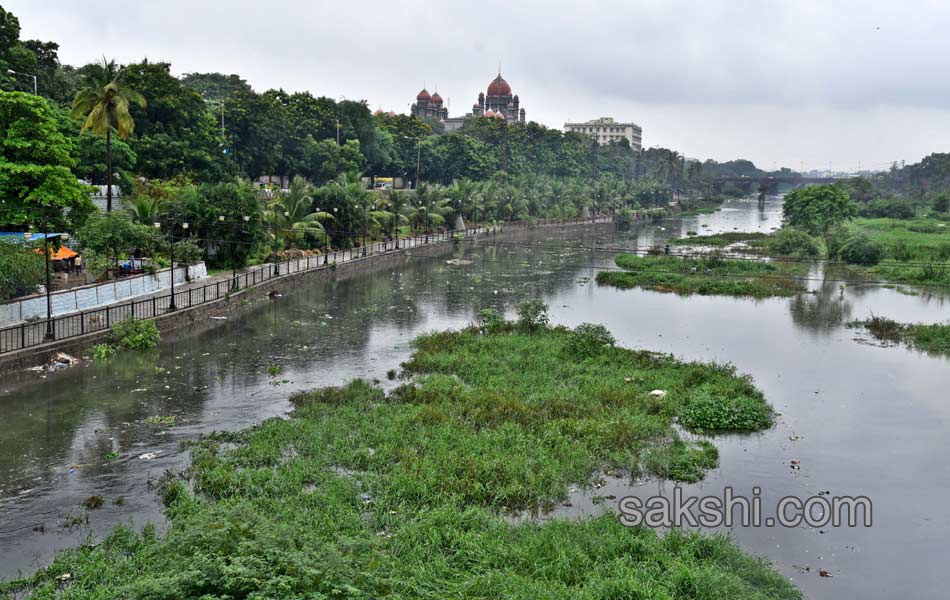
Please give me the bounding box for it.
[0,216,611,355]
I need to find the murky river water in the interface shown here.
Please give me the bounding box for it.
[1,197,948,599]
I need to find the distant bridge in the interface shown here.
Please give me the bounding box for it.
[710,176,843,194]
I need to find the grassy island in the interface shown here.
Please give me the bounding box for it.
[1,317,799,600]
[597,253,807,297]
[848,316,950,356]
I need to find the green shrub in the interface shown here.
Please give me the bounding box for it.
[766,228,821,257]
[91,343,117,361]
[860,198,916,219]
[678,389,774,431]
[839,235,885,265]
[110,318,161,350]
[515,300,549,331]
[932,192,950,214]
[565,323,616,358]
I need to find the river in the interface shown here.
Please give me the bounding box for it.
[1,196,948,599]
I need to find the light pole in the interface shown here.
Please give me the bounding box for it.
[325,207,337,264]
[154,221,188,311]
[7,69,37,95]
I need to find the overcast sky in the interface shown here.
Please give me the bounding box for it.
[9,0,950,171]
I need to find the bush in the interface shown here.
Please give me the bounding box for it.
[565,323,616,358]
[931,192,950,214]
[110,318,161,350]
[859,198,916,219]
[766,228,821,257]
[516,300,549,331]
[91,343,117,361]
[0,240,44,301]
[838,234,885,265]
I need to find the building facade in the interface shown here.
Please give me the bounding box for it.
[410,88,448,121]
[414,72,527,132]
[564,117,642,151]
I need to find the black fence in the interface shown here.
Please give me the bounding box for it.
[0,217,609,356]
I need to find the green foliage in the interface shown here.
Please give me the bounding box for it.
[0,239,44,300]
[782,184,856,236]
[1,326,794,599]
[765,227,822,258]
[599,254,807,297]
[932,191,950,214]
[90,343,116,361]
[515,299,549,331]
[171,238,202,265]
[565,322,616,358]
[859,198,916,219]
[849,317,950,356]
[643,440,719,482]
[678,388,775,432]
[0,91,94,230]
[76,211,160,275]
[838,234,885,265]
[109,318,160,350]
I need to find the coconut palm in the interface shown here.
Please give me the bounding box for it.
[264,176,331,250]
[71,59,146,212]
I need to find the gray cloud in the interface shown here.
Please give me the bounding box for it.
[9,0,950,169]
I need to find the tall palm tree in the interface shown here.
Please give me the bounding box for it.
[71,59,145,212]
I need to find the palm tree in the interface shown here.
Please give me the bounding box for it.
[264,176,331,250]
[71,59,146,212]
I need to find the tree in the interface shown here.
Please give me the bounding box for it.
[180,72,252,102]
[0,91,93,230]
[932,191,950,214]
[77,211,159,277]
[0,239,44,300]
[71,59,146,211]
[264,176,330,250]
[782,184,856,236]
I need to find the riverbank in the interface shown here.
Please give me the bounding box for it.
[1,320,797,599]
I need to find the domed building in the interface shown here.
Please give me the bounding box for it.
[412,71,527,131]
[471,72,525,124]
[410,87,448,121]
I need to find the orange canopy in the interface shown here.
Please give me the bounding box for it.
[35,246,78,260]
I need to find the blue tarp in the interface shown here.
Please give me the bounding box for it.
[0,232,65,242]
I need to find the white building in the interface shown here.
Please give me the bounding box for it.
[564,117,642,151]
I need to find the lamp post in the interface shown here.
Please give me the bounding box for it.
[325,207,336,265]
[7,69,37,95]
[362,202,375,257]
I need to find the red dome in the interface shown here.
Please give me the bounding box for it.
[487,74,511,96]
[431,92,443,105]
[483,109,496,118]
[416,88,431,102]
[494,111,505,119]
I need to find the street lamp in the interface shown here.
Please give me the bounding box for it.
[7,69,37,95]
[325,207,337,265]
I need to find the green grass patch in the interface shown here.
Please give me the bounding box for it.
[848,316,950,355]
[0,323,796,599]
[846,218,950,285]
[597,254,807,297]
